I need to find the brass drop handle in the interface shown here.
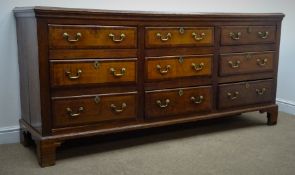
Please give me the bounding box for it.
[190,95,204,104]
[258,31,269,39]
[156,64,171,75]
[110,103,127,113]
[256,88,266,95]
[108,33,126,42]
[156,99,170,108]
[66,107,84,117]
[256,58,268,66]
[228,60,241,68]
[110,68,126,77]
[65,69,82,80]
[192,62,204,71]
[156,32,172,42]
[192,32,206,41]
[227,91,239,100]
[63,32,82,42]
[229,32,241,40]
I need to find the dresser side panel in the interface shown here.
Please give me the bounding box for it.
[272,22,283,102]
[15,18,30,124]
[15,16,42,133]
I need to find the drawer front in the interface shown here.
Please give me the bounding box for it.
[145,27,214,48]
[219,51,275,76]
[146,55,212,80]
[218,79,274,109]
[221,26,276,45]
[49,25,137,49]
[145,86,213,118]
[50,59,137,87]
[52,92,137,127]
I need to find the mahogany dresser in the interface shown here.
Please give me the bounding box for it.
[14,7,284,167]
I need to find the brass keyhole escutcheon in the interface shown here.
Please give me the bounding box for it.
[93,61,100,69]
[178,89,184,96]
[179,27,185,34]
[94,96,100,104]
[178,56,184,64]
[245,53,252,60]
[247,27,252,33]
[245,83,250,88]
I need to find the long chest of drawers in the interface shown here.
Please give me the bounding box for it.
[14,7,284,167]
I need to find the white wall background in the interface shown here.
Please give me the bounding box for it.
[0,0,294,144]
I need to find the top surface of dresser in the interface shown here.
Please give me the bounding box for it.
[14,6,284,19]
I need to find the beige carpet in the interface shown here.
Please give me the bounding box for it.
[1,112,295,175]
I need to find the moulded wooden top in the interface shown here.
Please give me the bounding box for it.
[13,6,285,21]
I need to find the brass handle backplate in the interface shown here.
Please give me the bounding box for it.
[228,60,241,68]
[256,58,268,66]
[156,64,171,75]
[192,32,206,41]
[110,103,127,113]
[227,91,239,100]
[258,31,269,39]
[156,99,170,108]
[192,62,204,71]
[229,32,241,40]
[66,107,84,117]
[63,32,82,42]
[110,68,126,77]
[256,88,266,95]
[190,95,204,104]
[108,33,126,42]
[156,32,172,42]
[65,69,82,80]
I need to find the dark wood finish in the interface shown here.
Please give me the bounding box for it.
[50,59,137,87]
[14,6,284,167]
[146,55,212,80]
[218,79,274,109]
[49,49,137,60]
[221,26,276,45]
[219,51,275,76]
[49,25,137,49]
[20,130,33,147]
[145,86,213,118]
[52,92,138,127]
[260,105,278,125]
[36,139,61,167]
[145,27,214,48]
[144,77,212,90]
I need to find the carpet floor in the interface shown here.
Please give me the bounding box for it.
[0,111,295,175]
